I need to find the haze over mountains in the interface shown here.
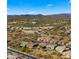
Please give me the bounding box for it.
[7,13,70,16]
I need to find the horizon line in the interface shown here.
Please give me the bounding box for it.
[7,13,71,16]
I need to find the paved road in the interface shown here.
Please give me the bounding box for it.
[7,47,39,59]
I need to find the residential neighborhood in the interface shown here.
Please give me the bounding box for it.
[7,14,71,59]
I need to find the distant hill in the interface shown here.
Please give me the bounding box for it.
[7,13,70,16]
[7,13,71,23]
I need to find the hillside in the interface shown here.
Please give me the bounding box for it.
[7,14,71,59]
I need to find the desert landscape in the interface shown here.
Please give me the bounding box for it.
[7,14,71,59]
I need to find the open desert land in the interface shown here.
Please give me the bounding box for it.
[7,14,71,59]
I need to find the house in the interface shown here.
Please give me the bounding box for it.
[32,22,37,24]
[16,56,26,59]
[26,41,39,48]
[23,27,32,30]
[7,55,17,59]
[20,42,28,48]
[37,36,51,43]
[46,44,57,51]
[39,43,47,48]
[62,51,71,58]
[55,46,66,52]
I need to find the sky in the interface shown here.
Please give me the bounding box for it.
[7,0,71,15]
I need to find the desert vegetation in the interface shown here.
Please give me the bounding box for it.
[7,14,71,59]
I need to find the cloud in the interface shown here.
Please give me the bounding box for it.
[7,8,11,10]
[46,4,53,7]
[29,11,35,14]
